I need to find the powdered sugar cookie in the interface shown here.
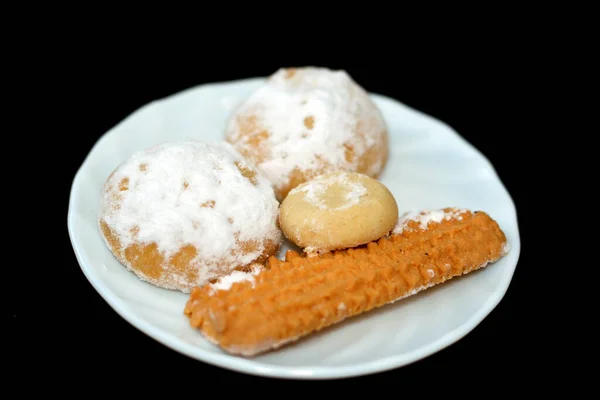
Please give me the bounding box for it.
[98,141,282,293]
[225,67,389,200]
[278,171,398,255]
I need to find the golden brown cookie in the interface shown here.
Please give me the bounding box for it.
[278,171,398,254]
[225,66,389,201]
[98,140,282,293]
[185,208,509,356]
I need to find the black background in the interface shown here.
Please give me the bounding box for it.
[56,40,535,388]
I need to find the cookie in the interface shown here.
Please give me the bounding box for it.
[278,171,398,254]
[225,67,389,200]
[98,141,282,292]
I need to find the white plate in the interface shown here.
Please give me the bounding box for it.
[68,77,521,380]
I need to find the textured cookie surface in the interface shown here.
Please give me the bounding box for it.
[184,208,509,356]
[278,171,398,254]
[98,140,282,292]
[225,66,389,200]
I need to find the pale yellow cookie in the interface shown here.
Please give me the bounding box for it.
[278,171,398,254]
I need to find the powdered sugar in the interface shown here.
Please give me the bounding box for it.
[209,264,263,294]
[289,171,367,211]
[393,208,468,235]
[99,141,282,288]
[225,67,388,194]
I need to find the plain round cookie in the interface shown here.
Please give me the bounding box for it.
[98,141,282,293]
[279,171,398,254]
[225,66,389,201]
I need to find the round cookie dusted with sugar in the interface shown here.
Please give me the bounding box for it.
[225,66,389,201]
[279,171,398,254]
[98,141,282,293]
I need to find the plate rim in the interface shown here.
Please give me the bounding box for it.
[67,77,521,380]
